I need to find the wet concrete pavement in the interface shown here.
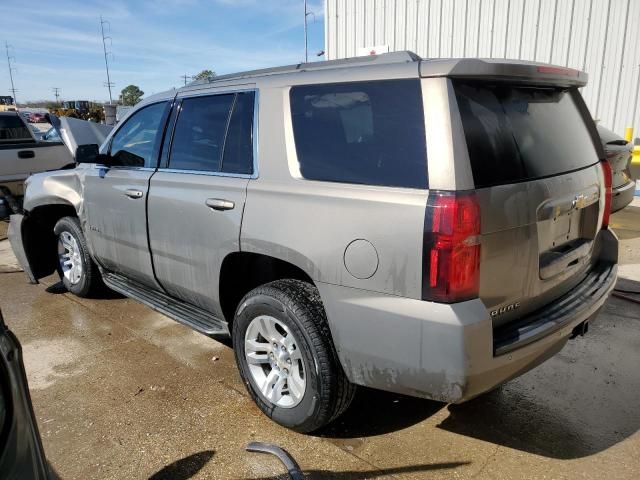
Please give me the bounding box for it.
[0,202,639,479]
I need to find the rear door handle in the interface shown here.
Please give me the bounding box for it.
[124,189,144,199]
[205,198,235,211]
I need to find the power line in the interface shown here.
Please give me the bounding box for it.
[100,15,115,104]
[181,74,191,86]
[52,87,61,104]
[5,42,17,106]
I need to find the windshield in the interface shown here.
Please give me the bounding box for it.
[42,127,61,142]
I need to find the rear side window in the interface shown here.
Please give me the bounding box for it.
[222,92,255,175]
[0,114,33,144]
[454,83,599,188]
[290,79,427,189]
[170,94,235,172]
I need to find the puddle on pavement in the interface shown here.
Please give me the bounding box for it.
[328,437,366,453]
[135,314,227,368]
[22,338,88,390]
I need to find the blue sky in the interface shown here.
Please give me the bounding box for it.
[2,0,324,103]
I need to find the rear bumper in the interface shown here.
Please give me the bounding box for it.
[612,180,635,212]
[319,229,618,403]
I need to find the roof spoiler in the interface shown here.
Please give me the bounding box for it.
[420,58,588,87]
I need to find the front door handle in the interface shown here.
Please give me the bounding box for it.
[205,198,235,211]
[124,189,144,199]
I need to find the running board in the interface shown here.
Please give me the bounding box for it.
[102,272,229,337]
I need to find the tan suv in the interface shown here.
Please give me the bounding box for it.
[9,52,617,432]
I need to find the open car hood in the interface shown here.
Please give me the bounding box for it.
[48,115,113,158]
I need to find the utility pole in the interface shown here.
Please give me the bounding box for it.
[304,0,308,62]
[5,42,17,106]
[52,87,61,105]
[303,0,314,63]
[100,16,114,104]
[181,74,191,86]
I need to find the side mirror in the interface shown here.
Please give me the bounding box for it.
[75,144,110,165]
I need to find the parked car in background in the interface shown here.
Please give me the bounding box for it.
[28,113,46,124]
[19,112,31,124]
[9,53,618,433]
[597,124,635,212]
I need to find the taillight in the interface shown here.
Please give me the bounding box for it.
[600,160,612,229]
[422,191,481,303]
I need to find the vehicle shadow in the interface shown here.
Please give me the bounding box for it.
[439,292,640,459]
[148,450,215,480]
[438,382,634,460]
[45,280,125,300]
[315,289,640,460]
[246,461,470,480]
[319,386,444,438]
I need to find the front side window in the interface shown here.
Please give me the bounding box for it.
[169,94,235,172]
[109,102,168,168]
[290,79,427,189]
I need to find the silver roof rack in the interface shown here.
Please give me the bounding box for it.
[185,51,422,88]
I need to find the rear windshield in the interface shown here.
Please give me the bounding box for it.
[290,79,427,189]
[0,114,34,144]
[454,83,599,188]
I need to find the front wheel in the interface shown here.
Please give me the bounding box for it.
[53,216,103,297]
[232,279,355,433]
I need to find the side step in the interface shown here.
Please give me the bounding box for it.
[102,272,230,337]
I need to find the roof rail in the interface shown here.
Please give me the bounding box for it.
[185,51,422,88]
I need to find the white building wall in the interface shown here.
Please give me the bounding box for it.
[325,0,640,136]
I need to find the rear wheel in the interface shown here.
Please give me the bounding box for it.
[232,279,355,433]
[53,216,103,297]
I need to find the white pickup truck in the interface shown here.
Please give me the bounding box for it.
[0,112,112,218]
[0,111,72,216]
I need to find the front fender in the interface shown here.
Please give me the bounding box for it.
[10,168,89,283]
[22,168,87,219]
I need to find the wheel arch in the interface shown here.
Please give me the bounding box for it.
[219,251,315,325]
[19,202,79,281]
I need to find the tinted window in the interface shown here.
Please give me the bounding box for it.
[454,83,599,188]
[169,94,234,172]
[110,102,167,168]
[290,79,427,189]
[222,92,255,175]
[0,114,33,144]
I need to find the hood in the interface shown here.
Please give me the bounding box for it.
[49,115,113,158]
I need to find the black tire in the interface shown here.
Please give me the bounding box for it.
[53,216,104,297]
[232,279,356,433]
